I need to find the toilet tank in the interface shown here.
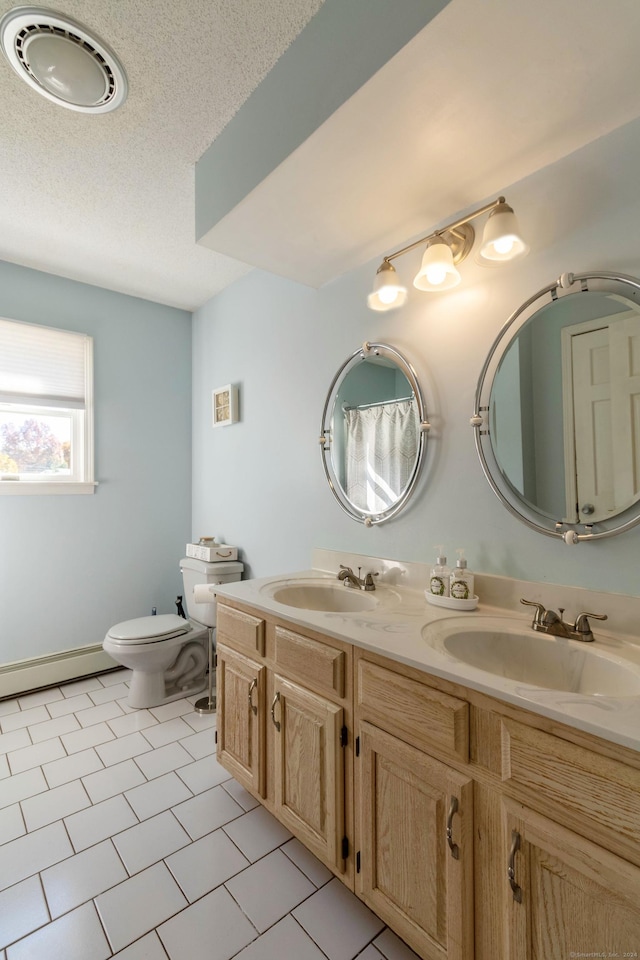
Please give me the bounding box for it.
[180,557,243,626]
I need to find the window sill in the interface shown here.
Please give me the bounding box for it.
[0,481,98,495]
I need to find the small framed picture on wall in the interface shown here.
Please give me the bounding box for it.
[212,384,238,427]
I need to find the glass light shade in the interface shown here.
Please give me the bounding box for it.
[0,8,128,113]
[480,202,529,262]
[25,34,108,105]
[413,239,461,291]
[367,262,407,312]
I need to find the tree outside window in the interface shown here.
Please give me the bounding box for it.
[0,415,70,476]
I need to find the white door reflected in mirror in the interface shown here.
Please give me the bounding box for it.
[478,273,640,541]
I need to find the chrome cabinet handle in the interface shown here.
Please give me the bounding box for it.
[248,678,257,716]
[446,796,459,860]
[270,691,281,731]
[508,830,522,903]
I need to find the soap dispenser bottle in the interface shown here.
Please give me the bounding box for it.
[450,549,474,601]
[429,547,450,597]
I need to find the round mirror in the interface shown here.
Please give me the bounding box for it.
[320,342,430,525]
[473,271,640,542]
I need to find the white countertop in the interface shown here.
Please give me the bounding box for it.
[213,567,640,755]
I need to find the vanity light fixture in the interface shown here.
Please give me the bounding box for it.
[367,261,407,312]
[413,237,462,292]
[367,196,528,311]
[480,200,529,261]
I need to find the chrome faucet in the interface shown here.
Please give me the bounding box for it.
[337,564,378,591]
[520,599,607,642]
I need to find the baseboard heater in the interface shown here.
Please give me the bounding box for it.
[0,644,118,700]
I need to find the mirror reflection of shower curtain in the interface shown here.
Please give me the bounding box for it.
[344,400,418,511]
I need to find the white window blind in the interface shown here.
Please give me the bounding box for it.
[0,318,88,408]
[0,317,95,493]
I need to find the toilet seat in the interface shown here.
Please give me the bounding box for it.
[107,614,191,646]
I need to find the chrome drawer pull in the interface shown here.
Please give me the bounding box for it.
[270,691,281,731]
[446,796,459,860]
[248,678,258,716]
[508,830,522,903]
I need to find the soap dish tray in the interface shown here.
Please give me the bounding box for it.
[425,592,479,611]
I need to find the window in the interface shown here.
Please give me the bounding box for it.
[0,318,95,494]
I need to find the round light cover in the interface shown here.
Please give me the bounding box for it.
[480,202,529,262]
[413,239,461,291]
[0,6,128,113]
[367,261,407,312]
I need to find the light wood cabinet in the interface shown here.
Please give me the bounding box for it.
[356,658,469,763]
[271,673,346,872]
[216,642,266,797]
[501,798,640,959]
[216,601,352,882]
[499,716,640,862]
[356,720,473,960]
[217,602,265,658]
[355,653,474,959]
[216,598,640,960]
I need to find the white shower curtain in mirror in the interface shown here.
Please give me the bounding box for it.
[344,400,418,512]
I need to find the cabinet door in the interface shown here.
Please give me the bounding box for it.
[502,798,640,959]
[217,643,266,797]
[356,721,473,960]
[271,674,345,873]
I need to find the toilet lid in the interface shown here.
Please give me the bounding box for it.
[108,614,191,644]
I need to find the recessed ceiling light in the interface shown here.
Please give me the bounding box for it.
[0,6,127,113]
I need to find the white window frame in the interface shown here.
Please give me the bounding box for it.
[0,318,96,496]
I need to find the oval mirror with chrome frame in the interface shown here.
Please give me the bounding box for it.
[472,271,640,543]
[320,341,430,525]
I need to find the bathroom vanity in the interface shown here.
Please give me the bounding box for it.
[213,552,640,960]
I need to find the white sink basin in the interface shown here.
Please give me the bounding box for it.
[422,616,640,697]
[260,577,400,613]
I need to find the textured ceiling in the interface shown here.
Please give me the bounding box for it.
[0,0,324,309]
[1,0,640,311]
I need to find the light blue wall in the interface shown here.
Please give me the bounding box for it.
[0,262,192,663]
[192,115,640,595]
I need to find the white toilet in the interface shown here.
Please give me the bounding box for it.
[103,557,243,708]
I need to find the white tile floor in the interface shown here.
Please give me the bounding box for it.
[0,669,420,960]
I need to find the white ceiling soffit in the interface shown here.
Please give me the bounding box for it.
[199,0,640,289]
[195,0,450,241]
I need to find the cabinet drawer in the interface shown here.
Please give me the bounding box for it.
[357,659,469,763]
[274,626,346,699]
[501,718,640,851]
[217,603,265,658]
